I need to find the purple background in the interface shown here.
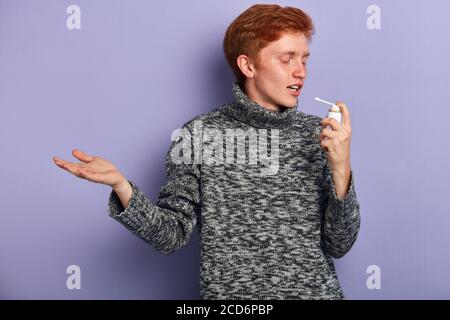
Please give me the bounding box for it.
[1,0,449,299]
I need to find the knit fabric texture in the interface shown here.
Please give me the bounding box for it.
[108,81,361,300]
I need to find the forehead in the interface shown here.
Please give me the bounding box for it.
[263,31,309,55]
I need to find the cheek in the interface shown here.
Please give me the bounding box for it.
[256,62,289,90]
[258,67,282,86]
[268,66,289,83]
[265,60,287,76]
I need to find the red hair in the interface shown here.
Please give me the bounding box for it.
[223,4,315,87]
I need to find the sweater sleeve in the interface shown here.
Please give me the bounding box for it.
[320,160,361,258]
[107,126,201,255]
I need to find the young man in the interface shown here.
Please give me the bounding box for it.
[53,4,360,299]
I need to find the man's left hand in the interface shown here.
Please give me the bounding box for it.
[319,101,352,198]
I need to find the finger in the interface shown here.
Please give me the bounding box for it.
[53,156,62,164]
[60,163,83,178]
[53,157,70,168]
[72,149,95,163]
[77,167,97,182]
[53,156,66,163]
[321,137,338,152]
[53,157,86,170]
[320,117,341,131]
[335,101,351,128]
[320,128,338,140]
[320,139,330,152]
[53,156,75,166]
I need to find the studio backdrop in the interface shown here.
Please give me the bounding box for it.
[1,0,449,299]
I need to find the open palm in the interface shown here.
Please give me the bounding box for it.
[53,149,125,188]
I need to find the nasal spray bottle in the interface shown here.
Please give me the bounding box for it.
[314,97,342,124]
[314,97,342,141]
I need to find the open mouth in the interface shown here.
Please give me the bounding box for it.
[287,84,301,95]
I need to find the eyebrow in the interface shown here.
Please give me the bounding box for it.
[277,51,310,57]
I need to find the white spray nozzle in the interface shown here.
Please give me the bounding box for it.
[314,97,339,111]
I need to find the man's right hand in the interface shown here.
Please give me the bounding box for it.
[53,149,127,189]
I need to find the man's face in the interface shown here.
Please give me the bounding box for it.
[244,31,310,112]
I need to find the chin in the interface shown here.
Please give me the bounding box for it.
[281,97,298,108]
[283,100,297,109]
[277,104,293,111]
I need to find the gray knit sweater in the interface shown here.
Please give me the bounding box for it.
[107,81,361,300]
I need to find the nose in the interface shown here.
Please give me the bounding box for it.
[292,61,306,80]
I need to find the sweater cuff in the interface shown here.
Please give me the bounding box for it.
[107,180,153,230]
[328,170,358,215]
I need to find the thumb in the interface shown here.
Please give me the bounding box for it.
[72,149,94,163]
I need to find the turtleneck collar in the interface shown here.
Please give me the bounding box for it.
[222,81,298,129]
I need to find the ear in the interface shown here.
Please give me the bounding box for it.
[236,54,255,79]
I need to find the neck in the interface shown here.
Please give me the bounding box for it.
[243,82,283,113]
[222,81,299,129]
